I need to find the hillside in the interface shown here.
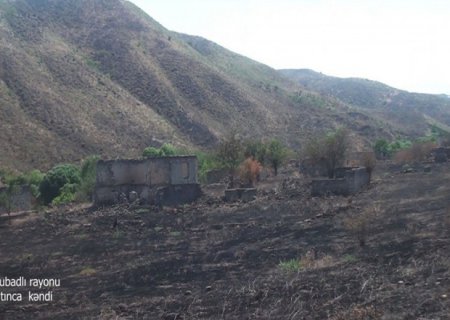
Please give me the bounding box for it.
[0,0,429,172]
[280,69,450,137]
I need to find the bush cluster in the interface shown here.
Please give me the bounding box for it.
[215,135,290,186]
[373,138,412,159]
[142,143,182,158]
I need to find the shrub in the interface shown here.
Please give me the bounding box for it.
[239,158,262,186]
[52,183,78,206]
[243,140,267,164]
[159,143,178,156]
[142,146,161,158]
[305,128,350,178]
[195,151,222,183]
[216,133,244,187]
[373,139,390,159]
[39,164,81,205]
[77,155,100,201]
[266,139,289,176]
[25,170,44,197]
[0,186,17,215]
[142,143,182,158]
[374,138,413,159]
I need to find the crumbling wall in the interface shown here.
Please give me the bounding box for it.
[94,156,200,206]
[312,167,369,196]
[0,185,34,214]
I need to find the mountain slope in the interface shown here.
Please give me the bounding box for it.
[280,69,450,136]
[0,0,408,171]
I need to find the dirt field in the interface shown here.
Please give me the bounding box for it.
[1,162,449,319]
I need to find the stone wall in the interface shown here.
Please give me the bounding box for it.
[311,167,369,197]
[0,185,34,214]
[94,156,200,206]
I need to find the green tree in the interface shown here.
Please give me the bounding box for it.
[39,164,81,205]
[305,128,350,178]
[244,140,267,164]
[0,183,20,216]
[373,139,390,159]
[265,139,289,176]
[217,133,243,187]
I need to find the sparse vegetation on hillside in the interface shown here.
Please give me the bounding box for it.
[281,69,450,139]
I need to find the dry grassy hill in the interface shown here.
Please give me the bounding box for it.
[280,69,450,138]
[0,0,424,172]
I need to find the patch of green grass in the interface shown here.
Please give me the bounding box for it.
[278,259,301,273]
[169,231,181,237]
[154,226,163,232]
[279,254,337,273]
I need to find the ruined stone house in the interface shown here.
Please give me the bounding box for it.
[0,185,35,214]
[311,167,370,197]
[93,156,201,206]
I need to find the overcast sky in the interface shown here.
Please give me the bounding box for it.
[129,0,450,95]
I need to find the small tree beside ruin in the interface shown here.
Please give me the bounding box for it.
[0,183,20,216]
[266,139,289,176]
[216,133,244,187]
[305,128,350,178]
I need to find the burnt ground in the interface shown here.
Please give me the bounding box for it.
[0,162,449,319]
